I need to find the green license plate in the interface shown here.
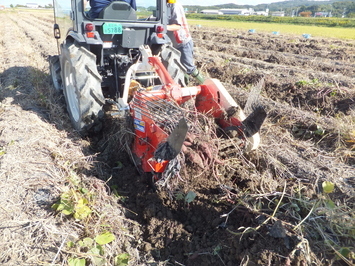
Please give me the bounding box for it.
[103,23,122,34]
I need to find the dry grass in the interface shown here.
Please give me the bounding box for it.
[226,99,355,264]
[0,68,149,265]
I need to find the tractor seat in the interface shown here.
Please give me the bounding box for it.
[98,1,137,20]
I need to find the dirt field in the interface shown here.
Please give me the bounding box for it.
[0,10,354,266]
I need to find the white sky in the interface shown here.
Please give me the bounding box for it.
[0,0,284,7]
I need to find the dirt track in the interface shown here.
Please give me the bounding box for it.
[0,10,354,266]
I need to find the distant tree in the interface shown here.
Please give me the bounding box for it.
[308,5,325,13]
[10,4,13,8]
[347,2,355,15]
[331,1,355,17]
[298,5,308,13]
[183,1,355,18]
[137,6,147,12]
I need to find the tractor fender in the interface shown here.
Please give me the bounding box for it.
[150,33,171,45]
[66,31,103,46]
[66,31,86,43]
[67,31,103,46]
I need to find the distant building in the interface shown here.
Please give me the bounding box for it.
[200,8,268,16]
[255,11,268,16]
[219,8,254,15]
[0,5,5,10]
[26,3,39,8]
[271,11,285,17]
[314,12,330,17]
[200,10,223,15]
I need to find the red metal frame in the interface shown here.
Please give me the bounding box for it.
[129,56,244,175]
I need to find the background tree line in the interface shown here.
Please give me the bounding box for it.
[185,0,355,18]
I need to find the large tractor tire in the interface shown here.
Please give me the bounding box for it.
[61,40,105,135]
[49,55,62,91]
[160,44,187,87]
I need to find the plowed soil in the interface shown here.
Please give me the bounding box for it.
[0,10,354,266]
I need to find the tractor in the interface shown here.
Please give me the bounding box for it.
[49,0,266,182]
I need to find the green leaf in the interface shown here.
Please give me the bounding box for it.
[92,256,106,266]
[53,199,75,215]
[77,198,89,205]
[322,181,335,193]
[62,208,74,216]
[69,173,81,186]
[74,199,92,220]
[290,203,300,212]
[74,204,92,220]
[56,203,65,211]
[68,257,86,266]
[90,246,103,255]
[96,244,104,254]
[79,237,93,247]
[114,253,130,266]
[80,187,89,194]
[185,191,196,204]
[116,161,124,169]
[325,199,335,209]
[67,241,75,248]
[212,244,222,255]
[94,232,115,245]
[62,201,75,215]
[339,247,351,258]
[61,192,71,200]
[314,125,325,135]
[175,192,184,201]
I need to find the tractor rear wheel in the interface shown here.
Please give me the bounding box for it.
[160,44,187,87]
[49,55,62,91]
[61,40,105,135]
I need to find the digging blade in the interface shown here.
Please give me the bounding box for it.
[242,106,267,138]
[154,118,188,161]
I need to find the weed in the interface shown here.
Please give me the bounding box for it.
[6,79,19,90]
[185,191,197,204]
[52,170,133,265]
[174,191,185,201]
[52,187,93,221]
[110,184,127,202]
[295,78,320,87]
[66,232,129,266]
[295,80,309,87]
[174,190,197,208]
[37,92,47,104]
[329,44,340,50]
[0,147,5,156]
[239,68,251,75]
[330,90,337,97]
[0,140,17,157]
[223,58,232,65]
[225,180,354,265]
